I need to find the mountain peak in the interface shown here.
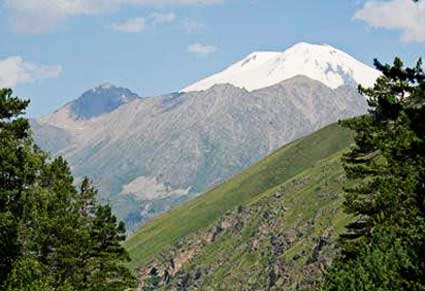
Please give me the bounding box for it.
[70,84,140,120]
[94,82,115,91]
[182,42,380,92]
[288,41,320,48]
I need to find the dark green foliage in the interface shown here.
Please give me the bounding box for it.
[323,58,425,290]
[143,268,160,291]
[5,257,56,291]
[0,89,136,290]
[0,88,37,284]
[325,230,422,291]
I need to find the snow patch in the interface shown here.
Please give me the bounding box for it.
[120,176,191,201]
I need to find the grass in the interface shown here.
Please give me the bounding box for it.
[168,149,351,289]
[124,123,354,270]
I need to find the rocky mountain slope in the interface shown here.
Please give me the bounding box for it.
[32,43,374,230]
[124,123,354,290]
[32,83,140,154]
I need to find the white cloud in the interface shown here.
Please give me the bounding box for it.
[4,0,223,34]
[187,43,218,56]
[4,0,116,34]
[183,19,205,33]
[125,0,223,4]
[354,0,425,42]
[0,57,62,88]
[111,17,146,32]
[150,12,176,25]
[111,13,175,33]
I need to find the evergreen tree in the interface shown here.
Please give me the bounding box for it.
[83,204,135,291]
[0,88,136,290]
[323,58,425,290]
[0,88,41,284]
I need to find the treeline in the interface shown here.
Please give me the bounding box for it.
[324,58,425,290]
[0,89,136,290]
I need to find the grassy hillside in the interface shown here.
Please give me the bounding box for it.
[125,123,354,273]
[147,150,351,290]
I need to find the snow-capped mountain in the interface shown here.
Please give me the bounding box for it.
[182,42,381,92]
[33,42,376,230]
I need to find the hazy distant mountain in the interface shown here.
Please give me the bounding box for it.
[31,120,73,154]
[71,83,140,119]
[32,82,140,156]
[32,43,376,231]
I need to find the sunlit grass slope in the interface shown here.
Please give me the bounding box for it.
[159,150,352,290]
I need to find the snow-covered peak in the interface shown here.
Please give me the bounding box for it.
[182,42,381,92]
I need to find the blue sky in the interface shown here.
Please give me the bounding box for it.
[0,0,424,117]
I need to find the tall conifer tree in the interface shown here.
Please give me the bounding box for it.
[323,57,425,290]
[0,88,136,290]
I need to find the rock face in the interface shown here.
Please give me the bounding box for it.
[33,76,367,230]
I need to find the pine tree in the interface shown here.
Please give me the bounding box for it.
[83,204,135,291]
[0,88,136,290]
[323,58,425,290]
[0,88,41,285]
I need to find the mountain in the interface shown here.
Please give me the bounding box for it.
[44,83,140,122]
[31,120,73,154]
[182,42,380,92]
[69,83,140,119]
[32,43,373,230]
[124,123,354,289]
[31,84,140,152]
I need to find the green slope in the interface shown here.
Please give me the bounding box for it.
[152,150,351,290]
[125,123,354,272]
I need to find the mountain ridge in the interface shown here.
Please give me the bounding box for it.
[33,75,367,230]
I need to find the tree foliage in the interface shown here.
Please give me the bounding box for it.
[0,88,136,290]
[323,57,425,291]
[143,268,160,291]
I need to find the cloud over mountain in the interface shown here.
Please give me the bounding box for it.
[187,43,218,56]
[354,0,425,42]
[183,19,205,33]
[4,0,223,33]
[150,12,176,26]
[111,13,176,33]
[0,57,62,88]
[112,18,146,33]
